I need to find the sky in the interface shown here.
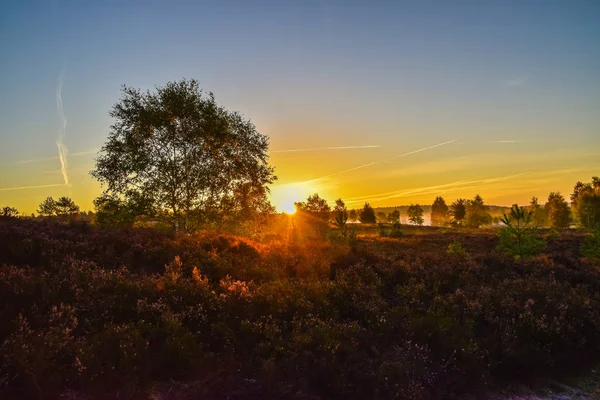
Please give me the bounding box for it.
[1,0,599,214]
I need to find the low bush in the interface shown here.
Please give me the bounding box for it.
[1,218,599,399]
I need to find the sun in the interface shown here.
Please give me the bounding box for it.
[269,183,315,214]
[279,200,297,214]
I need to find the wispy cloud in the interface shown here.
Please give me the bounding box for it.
[384,140,457,162]
[270,145,380,153]
[16,148,99,165]
[0,183,65,192]
[343,172,529,205]
[56,65,69,188]
[342,164,600,206]
[300,162,378,185]
[365,147,600,184]
[493,140,524,144]
[301,139,457,184]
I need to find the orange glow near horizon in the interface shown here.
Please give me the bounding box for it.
[1,2,599,216]
[2,142,600,215]
[269,182,317,214]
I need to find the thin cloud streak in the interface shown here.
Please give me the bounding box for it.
[0,184,65,192]
[16,148,99,165]
[343,165,600,206]
[270,145,381,153]
[343,172,528,205]
[56,65,69,188]
[384,140,457,161]
[301,139,457,184]
[301,162,378,185]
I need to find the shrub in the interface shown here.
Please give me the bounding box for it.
[378,222,388,237]
[1,218,600,399]
[497,204,546,260]
[389,221,403,238]
[581,227,600,261]
[446,241,467,257]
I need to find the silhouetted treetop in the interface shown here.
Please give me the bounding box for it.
[570,177,599,230]
[1,206,19,218]
[450,199,467,226]
[295,193,331,221]
[91,79,276,232]
[545,192,570,229]
[359,202,376,224]
[431,196,449,225]
[37,196,80,217]
[407,204,424,225]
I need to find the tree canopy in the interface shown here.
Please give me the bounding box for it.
[571,177,600,230]
[430,196,449,226]
[295,193,331,221]
[407,204,424,225]
[529,196,549,227]
[91,79,276,232]
[359,202,376,224]
[1,206,19,218]
[465,194,492,228]
[545,192,570,229]
[294,193,331,237]
[387,209,400,224]
[450,199,467,226]
[37,196,80,217]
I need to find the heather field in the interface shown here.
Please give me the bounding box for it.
[1,217,599,399]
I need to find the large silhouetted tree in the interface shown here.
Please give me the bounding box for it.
[91,79,276,232]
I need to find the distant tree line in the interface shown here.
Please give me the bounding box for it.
[2,79,597,235]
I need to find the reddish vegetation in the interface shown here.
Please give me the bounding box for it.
[0,218,599,399]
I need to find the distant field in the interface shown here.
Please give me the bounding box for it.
[1,218,599,399]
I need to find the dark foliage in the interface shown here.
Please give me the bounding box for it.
[359,202,376,224]
[1,218,599,399]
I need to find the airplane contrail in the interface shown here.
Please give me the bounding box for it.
[301,139,457,184]
[384,140,457,161]
[56,65,69,189]
[15,148,99,165]
[270,145,380,153]
[0,183,65,192]
[343,172,528,205]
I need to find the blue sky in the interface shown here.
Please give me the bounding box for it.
[1,0,599,213]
